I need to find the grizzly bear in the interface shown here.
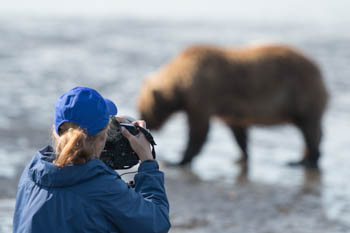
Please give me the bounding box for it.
[137,44,329,169]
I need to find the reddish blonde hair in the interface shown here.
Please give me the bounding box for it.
[52,122,107,167]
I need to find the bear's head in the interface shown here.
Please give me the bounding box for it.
[137,78,184,131]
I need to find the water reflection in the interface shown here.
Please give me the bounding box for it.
[234,162,322,193]
[234,162,249,185]
[301,169,322,196]
[165,163,349,233]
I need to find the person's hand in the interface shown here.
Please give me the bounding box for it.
[121,120,154,162]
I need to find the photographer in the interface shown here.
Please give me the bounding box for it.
[13,87,171,233]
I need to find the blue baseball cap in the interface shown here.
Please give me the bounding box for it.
[54,87,118,136]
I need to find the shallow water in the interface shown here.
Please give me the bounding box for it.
[0,16,349,232]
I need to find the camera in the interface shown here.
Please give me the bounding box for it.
[100,116,156,170]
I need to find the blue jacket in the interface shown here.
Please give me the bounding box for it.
[13,146,171,233]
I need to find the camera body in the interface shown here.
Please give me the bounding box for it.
[100,116,156,170]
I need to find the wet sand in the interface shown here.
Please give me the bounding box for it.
[1,167,348,233]
[164,165,350,233]
[2,163,349,233]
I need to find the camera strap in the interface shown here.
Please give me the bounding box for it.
[137,126,157,159]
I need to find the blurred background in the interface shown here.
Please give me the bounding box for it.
[0,0,349,232]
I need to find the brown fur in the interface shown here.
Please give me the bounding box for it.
[138,44,329,168]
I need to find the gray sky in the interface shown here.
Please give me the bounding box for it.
[1,0,349,23]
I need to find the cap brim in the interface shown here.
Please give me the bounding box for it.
[104,98,118,115]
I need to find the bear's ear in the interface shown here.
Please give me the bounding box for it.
[152,89,164,103]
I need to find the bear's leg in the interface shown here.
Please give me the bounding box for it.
[288,119,322,169]
[229,126,249,164]
[179,115,210,166]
